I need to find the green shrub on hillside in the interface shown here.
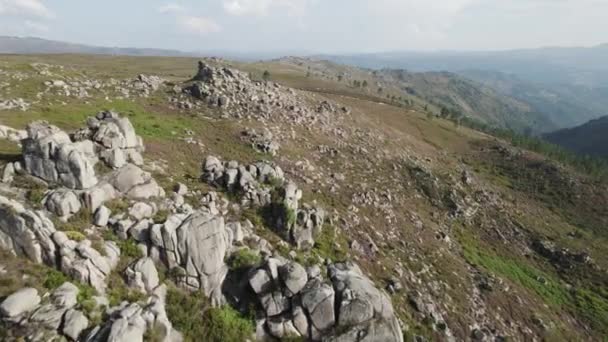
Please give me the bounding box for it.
[227,248,262,271]
[166,287,255,342]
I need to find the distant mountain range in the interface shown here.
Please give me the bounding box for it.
[0,36,310,61]
[0,36,192,57]
[318,45,608,132]
[545,116,608,158]
[2,36,608,135]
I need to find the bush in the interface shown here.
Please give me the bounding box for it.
[107,272,146,307]
[166,283,257,342]
[43,269,68,289]
[55,210,93,233]
[152,209,170,224]
[227,249,262,271]
[65,231,86,242]
[200,306,255,342]
[118,239,143,259]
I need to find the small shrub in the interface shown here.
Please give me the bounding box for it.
[201,306,255,342]
[227,249,262,271]
[55,210,93,233]
[242,208,264,228]
[43,269,68,289]
[105,199,130,213]
[166,287,208,341]
[76,283,96,305]
[65,231,86,242]
[26,187,46,206]
[118,239,143,259]
[107,272,146,307]
[152,209,170,224]
[284,203,297,227]
[314,225,348,262]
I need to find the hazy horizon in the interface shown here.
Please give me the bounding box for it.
[0,0,607,54]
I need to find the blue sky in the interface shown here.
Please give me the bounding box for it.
[0,0,607,53]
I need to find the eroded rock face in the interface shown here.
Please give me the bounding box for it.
[54,232,121,293]
[22,121,98,189]
[248,259,402,341]
[150,209,230,305]
[0,195,57,264]
[43,188,82,221]
[107,163,165,200]
[1,283,89,340]
[328,262,403,342]
[0,287,41,318]
[85,285,181,342]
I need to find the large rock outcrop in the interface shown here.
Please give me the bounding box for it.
[0,195,120,292]
[248,259,403,341]
[327,262,403,342]
[22,121,98,189]
[0,195,57,264]
[0,283,89,340]
[85,285,181,342]
[150,209,230,305]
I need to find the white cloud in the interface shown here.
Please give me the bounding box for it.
[158,3,221,36]
[158,3,185,14]
[178,15,221,35]
[0,0,54,18]
[223,0,309,16]
[24,19,48,32]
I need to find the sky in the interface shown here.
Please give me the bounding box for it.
[0,0,607,54]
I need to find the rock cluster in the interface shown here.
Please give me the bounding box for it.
[0,194,58,264]
[73,110,146,169]
[0,284,89,341]
[202,155,284,207]
[85,285,181,342]
[0,194,121,292]
[532,239,593,269]
[241,128,280,155]
[149,208,230,305]
[272,182,326,250]
[0,98,30,111]
[22,121,99,189]
[250,259,403,342]
[131,74,165,96]
[0,124,27,142]
[183,62,349,126]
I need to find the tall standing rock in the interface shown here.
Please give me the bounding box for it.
[22,121,98,189]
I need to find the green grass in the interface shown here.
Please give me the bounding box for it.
[313,225,348,263]
[458,229,608,336]
[42,269,69,289]
[55,209,93,233]
[165,286,255,342]
[227,248,262,271]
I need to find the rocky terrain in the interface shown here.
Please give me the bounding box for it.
[0,54,606,342]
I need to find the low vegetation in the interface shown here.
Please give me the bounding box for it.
[165,287,254,342]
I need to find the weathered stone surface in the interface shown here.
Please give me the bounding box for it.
[94,205,111,227]
[150,210,229,305]
[328,262,403,342]
[126,257,160,293]
[279,262,308,296]
[0,288,41,318]
[86,284,181,342]
[301,279,335,332]
[44,188,82,220]
[63,308,89,340]
[22,121,98,189]
[109,164,164,199]
[0,195,57,264]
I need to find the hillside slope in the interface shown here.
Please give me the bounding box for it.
[545,115,608,157]
[271,57,551,132]
[0,54,607,341]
